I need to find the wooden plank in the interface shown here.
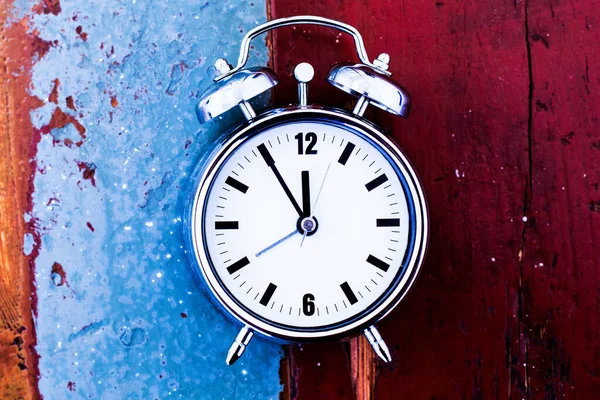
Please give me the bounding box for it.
[271,0,600,398]
[0,3,43,399]
[268,0,543,398]
[10,1,288,398]
[349,336,376,400]
[521,1,600,398]
[286,343,355,399]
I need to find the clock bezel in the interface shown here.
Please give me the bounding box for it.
[186,106,428,342]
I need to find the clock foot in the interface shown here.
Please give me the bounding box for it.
[226,326,254,365]
[364,325,392,363]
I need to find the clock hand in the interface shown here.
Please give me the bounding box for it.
[257,143,303,217]
[301,170,310,217]
[255,229,299,257]
[300,162,331,247]
[311,162,331,216]
[300,229,309,247]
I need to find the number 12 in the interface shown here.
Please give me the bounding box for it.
[295,132,318,155]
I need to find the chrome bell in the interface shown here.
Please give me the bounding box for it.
[327,53,411,118]
[196,58,279,124]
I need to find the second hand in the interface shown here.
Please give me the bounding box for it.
[255,229,298,257]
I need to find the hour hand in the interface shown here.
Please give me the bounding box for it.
[301,171,310,217]
[257,143,303,217]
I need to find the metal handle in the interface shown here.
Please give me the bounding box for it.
[214,15,391,82]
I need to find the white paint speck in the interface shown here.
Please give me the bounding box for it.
[522,216,528,222]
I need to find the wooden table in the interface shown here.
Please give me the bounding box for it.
[1,0,599,398]
[270,1,600,398]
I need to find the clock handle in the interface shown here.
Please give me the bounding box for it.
[226,325,254,365]
[364,325,392,363]
[214,15,391,83]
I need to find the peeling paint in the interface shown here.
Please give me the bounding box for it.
[15,0,283,398]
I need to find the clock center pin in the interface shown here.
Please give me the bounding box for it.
[299,216,318,236]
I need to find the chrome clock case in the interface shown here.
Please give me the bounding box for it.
[184,16,428,365]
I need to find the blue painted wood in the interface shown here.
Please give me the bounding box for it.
[15,0,283,398]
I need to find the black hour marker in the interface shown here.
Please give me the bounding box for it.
[338,142,356,165]
[259,283,277,306]
[225,176,248,194]
[340,282,358,305]
[367,254,390,272]
[226,257,250,274]
[376,218,400,227]
[215,221,239,230]
[365,174,388,191]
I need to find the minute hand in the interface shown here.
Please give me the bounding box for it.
[257,144,303,217]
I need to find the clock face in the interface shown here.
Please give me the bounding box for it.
[194,118,416,331]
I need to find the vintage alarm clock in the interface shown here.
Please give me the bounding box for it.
[185,16,428,365]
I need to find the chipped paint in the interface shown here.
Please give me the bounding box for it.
[13,0,283,398]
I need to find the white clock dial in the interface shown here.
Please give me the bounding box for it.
[197,120,413,329]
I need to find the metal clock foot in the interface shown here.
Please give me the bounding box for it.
[226,326,254,365]
[364,325,392,363]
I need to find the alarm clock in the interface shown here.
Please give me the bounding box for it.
[185,16,428,365]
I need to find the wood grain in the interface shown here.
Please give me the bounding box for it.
[270,0,600,398]
[349,336,376,400]
[0,4,43,399]
[520,1,600,397]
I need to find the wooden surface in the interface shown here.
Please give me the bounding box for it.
[2,1,284,399]
[0,0,281,400]
[0,4,42,399]
[270,0,600,399]
[2,0,599,398]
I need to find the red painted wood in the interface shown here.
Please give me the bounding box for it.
[521,2,600,398]
[269,1,600,398]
